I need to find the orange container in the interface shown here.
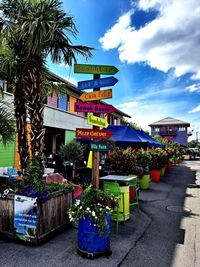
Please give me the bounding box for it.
[166,162,172,172]
[150,169,160,182]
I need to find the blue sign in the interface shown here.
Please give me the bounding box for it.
[78,76,118,90]
[90,142,108,152]
[14,195,37,242]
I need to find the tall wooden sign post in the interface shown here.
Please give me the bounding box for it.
[92,73,100,188]
[74,64,118,189]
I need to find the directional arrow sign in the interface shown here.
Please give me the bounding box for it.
[74,64,119,75]
[87,114,109,128]
[80,89,112,102]
[77,76,118,90]
[76,128,112,139]
[74,102,116,114]
[90,142,108,152]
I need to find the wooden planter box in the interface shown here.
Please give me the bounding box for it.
[0,190,73,244]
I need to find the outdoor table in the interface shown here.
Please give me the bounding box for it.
[100,175,137,221]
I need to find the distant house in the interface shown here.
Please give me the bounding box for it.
[149,117,191,147]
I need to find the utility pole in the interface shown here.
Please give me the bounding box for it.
[196,131,199,143]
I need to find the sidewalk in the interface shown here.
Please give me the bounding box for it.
[0,161,199,267]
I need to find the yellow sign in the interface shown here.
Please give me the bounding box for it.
[79,89,112,102]
[87,114,109,128]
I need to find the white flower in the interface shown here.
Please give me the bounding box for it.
[92,211,95,216]
[86,207,90,211]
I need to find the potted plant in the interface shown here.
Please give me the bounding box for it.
[149,148,163,182]
[59,141,84,181]
[0,155,74,244]
[135,148,152,189]
[106,147,137,175]
[68,185,118,258]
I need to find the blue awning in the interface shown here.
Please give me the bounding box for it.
[107,125,164,148]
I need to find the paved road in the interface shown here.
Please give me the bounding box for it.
[0,160,199,267]
[120,160,200,267]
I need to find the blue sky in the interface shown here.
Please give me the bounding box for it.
[48,0,200,141]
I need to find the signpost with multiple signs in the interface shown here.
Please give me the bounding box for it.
[74,63,119,188]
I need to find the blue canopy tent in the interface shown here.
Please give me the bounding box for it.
[107,125,164,148]
[135,129,165,148]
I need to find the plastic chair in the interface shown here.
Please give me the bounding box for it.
[103,181,125,232]
[129,175,139,210]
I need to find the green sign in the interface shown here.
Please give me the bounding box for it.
[87,114,108,128]
[74,64,119,75]
[90,142,108,151]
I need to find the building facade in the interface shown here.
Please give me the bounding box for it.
[149,117,191,147]
[0,73,130,169]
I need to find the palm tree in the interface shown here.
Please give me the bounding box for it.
[0,98,15,145]
[0,0,93,174]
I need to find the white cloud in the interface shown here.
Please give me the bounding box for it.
[99,10,133,50]
[100,0,200,79]
[189,105,200,113]
[186,83,200,93]
[115,100,181,131]
[116,101,140,109]
[58,62,70,68]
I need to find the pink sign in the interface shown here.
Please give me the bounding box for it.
[74,102,115,114]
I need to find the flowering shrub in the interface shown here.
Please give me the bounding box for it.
[106,147,137,175]
[68,185,118,235]
[135,148,152,174]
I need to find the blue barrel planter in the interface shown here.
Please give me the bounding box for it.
[77,214,112,258]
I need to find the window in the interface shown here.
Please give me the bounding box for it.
[179,127,186,131]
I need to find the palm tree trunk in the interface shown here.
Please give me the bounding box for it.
[27,67,45,171]
[14,82,30,174]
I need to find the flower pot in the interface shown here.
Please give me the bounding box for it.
[140,174,150,189]
[130,187,135,201]
[77,214,112,258]
[166,162,172,172]
[160,167,165,177]
[150,169,160,182]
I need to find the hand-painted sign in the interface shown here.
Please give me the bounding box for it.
[90,142,108,151]
[79,89,112,102]
[87,114,108,128]
[74,64,119,75]
[14,195,37,242]
[77,76,118,90]
[74,102,115,114]
[76,128,112,139]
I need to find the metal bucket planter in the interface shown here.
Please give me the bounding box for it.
[77,214,112,258]
[150,169,161,182]
[140,174,150,189]
[160,167,166,177]
[166,162,172,172]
